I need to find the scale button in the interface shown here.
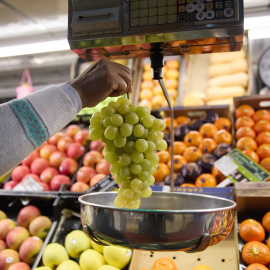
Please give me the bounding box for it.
[215,10,223,18]
[187,0,195,3]
[205,9,215,19]
[178,0,186,4]
[196,2,205,11]
[215,2,223,9]
[225,1,233,8]
[178,13,186,21]
[224,7,234,17]
[196,11,206,20]
[186,3,196,12]
[178,5,186,12]
[206,2,213,9]
[187,13,196,20]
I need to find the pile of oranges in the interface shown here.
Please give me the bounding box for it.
[239,212,270,270]
[235,105,270,172]
[139,59,180,110]
[153,114,232,187]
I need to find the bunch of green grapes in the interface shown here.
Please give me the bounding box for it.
[89,97,167,209]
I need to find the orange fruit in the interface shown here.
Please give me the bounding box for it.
[213,129,233,145]
[164,78,178,89]
[242,150,260,163]
[140,89,153,101]
[239,219,265,242]
[157,151,170,164]
[152,258,177,270]
[139,99,152,109]
[253,110,270,122]
[235,116,255,130]
[142,71,152,81]
[184,131,203,147]
[211,166,226,184]
[164,117,178,132]
[153,163,170,183]
[260,158,270,172]
[167,155,187,172]
[263,212,270,233]
[199,123,218,138]
[195,174,217,187]
[165,59,180,69]
[245,263,269,270]
[236,137,258,151]
[267,237,270,249]
[236,127,256,140]
[199,138,217,153]
[181,183,196,187]
[254,120,270,134]
[214,117,231,131]
[192,266,212,270]
[183,147,202,163]
[256,132,270,146]
[242,241,270,266]
[235,105,255,118]
[257,144,270,160]
[141,80,154,89]
[168,141,187,156]
[176,116,191,125]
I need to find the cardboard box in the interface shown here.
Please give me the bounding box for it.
[233,95,270,111]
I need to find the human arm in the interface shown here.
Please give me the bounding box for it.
[0,59,132,175]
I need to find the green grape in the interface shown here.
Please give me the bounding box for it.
[131,151,144,163]
[142,115,153,128]
[156,131,164,140]
[123,141,135,153]
[111,114,123,126]
[101,106,115,119]
[146,153,160,165]
[101,134,110,144]
[138,171,150,181]
[133,191,142,200]
[89,125,94,131]
[140,159,151,170]
[133,124,144,137]
[114,134,127,148]
[103,117,112,128]
[130,163,142,175]
[122,189,134,200]
[147,131,158,141]
[147,166,156,175]
[155,139,168,151]
[141,128,149,139]
[117,96,131,106]
[121,180,131,190]
[142,180,149,190]
[130,178,143,192]
[119,166,130,178]
[105,152,119,163]
[145,141,156,154]
[104,126,119,140]
[127,133,136,141]
[108,101,119,110]
[135,106,147,117]
[153,163,158,170]
[89,128,103,141]
[135,139,148,152]
[90,116,101,127]
[125,112,139,125]
[100,121,106,130]
[92,111,101,118]
[119,153,131,166]
[130,104,136,112]
[110,162,122,175]
[118,103,129,114]
[117,187,124,195]
[146,175,155,186]
[114,195,127,208]
[126,198,139,209]
[152,119,166,131]
[115,147,124,156]
[120,123,133,137]
[142,186,152,198]
[105,140,116,151]
[145,106,151,116]
[114,174,125,184]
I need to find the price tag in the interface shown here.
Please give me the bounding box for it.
[13,177,44,192]
[214,155,238,176]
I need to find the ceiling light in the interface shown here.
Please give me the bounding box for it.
[244,15,270,30]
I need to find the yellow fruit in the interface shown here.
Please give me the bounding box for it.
[139,99,152,109]
[166,69,179,80]
[192,265,212,270]
[152,95,164,110]
[143,63,151,71]
[141,80,154,90]
[142,71,152,81]
[165,59,179,69]
[168,88,178,99]
[139,89,153,100]
[153,85,163,95]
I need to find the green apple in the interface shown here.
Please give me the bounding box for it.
[90,239,104,254]
[103,246,132,269]
[0,210,7,221]
[79,249,105,270]
[33,267,53,270]
[56,260,81,270]
[98,266,120,270]
[65,230,91,259]
[42,243,69,268]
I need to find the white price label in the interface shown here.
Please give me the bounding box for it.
[214,156,238,176]
[13,177,44,192]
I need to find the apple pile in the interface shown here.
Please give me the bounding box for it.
[3,125,89,192]
[70,139,111,193]
[34,229,132,270]
[0,205,52,270]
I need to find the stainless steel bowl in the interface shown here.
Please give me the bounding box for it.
[79,191,236,252]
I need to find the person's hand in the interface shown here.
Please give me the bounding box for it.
[68,58,132,108]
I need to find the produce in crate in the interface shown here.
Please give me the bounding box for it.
[89,96,167,208]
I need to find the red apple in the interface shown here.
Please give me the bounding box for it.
[59,158,78,175]
[49,151,66,168]
[90,139,105,152]
[96,160,111,175]
[29,216,52,240]
[50,175,71,191]
[0,211,7,221]
[70,182,89,192]
[65,124,81,138]
[83,151,103,167]
[39,144,57,161]
[19,236,43,265]
[38,182,50,191]
[0,219,16,240]
[11,166,30,182]
[21,150,39,167]
[40,167,59,184]
[0,249,20,270]
[22,174,40,183]
[76,166,96,184]
[3,181,18,190]
[57,136,73,152]
[6,227,30,251]
[17,206,41,228]
[67,143,85,160]
[47,132,64,146]
[74,130,89,145]
[8,262,31,270]
[90,174,106,187]
[0,240,6,252]
[30,158,50,176]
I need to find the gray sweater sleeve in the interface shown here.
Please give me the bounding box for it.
[0,83,82,176]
